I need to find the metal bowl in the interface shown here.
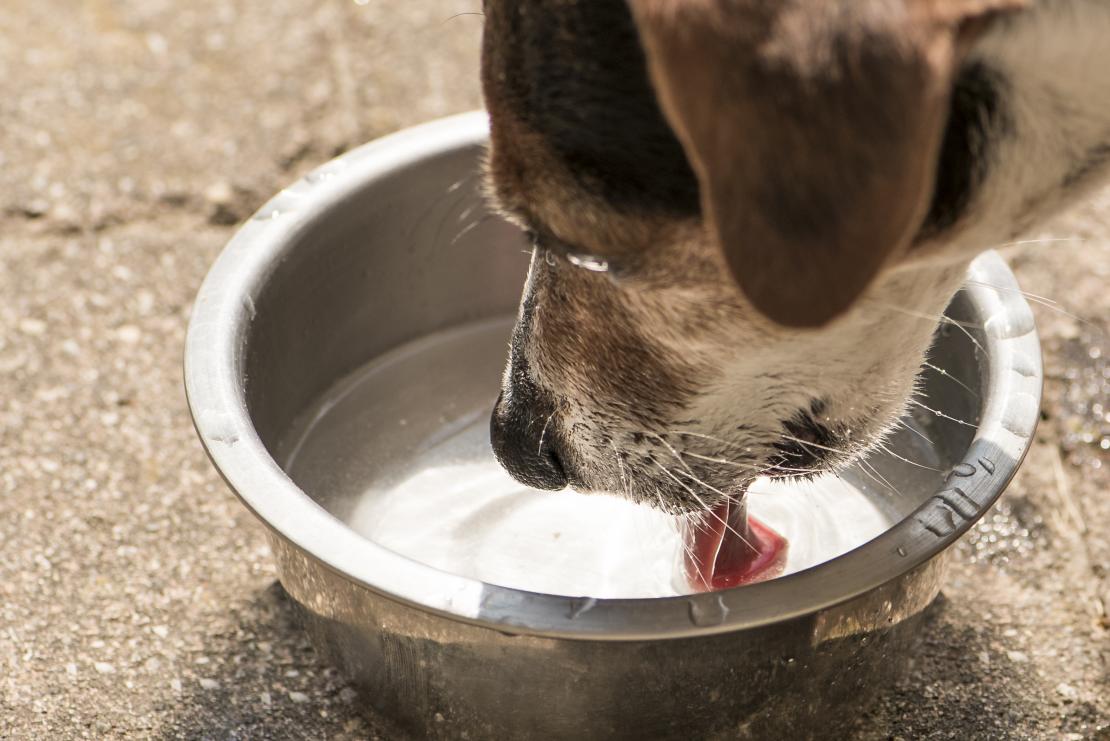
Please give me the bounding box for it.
[185,112,1042,740]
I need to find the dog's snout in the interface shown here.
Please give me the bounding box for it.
[490,384,568,491]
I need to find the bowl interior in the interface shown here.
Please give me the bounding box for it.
[239,135,985,599]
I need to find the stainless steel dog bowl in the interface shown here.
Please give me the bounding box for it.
[185,112,1042,740]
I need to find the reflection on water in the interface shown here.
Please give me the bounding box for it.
[345,414,894,597]
[281,317,931,599]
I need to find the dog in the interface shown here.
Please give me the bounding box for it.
[482,0,1110,521]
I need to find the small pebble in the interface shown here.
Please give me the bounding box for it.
[115,325,142,344]
[289,691,309,704]
[204,181,234,206]
[1055,682,1078,701]
[20,318,47,335]
[199,678,220,690]
[1006,650,1029,664]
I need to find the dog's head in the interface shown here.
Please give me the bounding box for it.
[482,0,1028,512]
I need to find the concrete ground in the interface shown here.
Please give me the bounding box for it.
[0,2,1105,739]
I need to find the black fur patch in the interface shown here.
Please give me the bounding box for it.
[482,0,700,216]
[773,399,839,474]
[920,62,1009,237]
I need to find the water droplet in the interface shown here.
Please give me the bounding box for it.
[566,253,609,272]
[251,208,282,221]
[938,504,958,531]
[950,463,976,477]
[896,546,907,557]
[1000,391,1039,437]
[688,595,729,627]
[567,597,597,620]
[208,429,238,445]
[938,489,978,519]
[917,513,955,538]
[1011,352,1038,378]
[984,311,1034,340]
[201,410,239,446]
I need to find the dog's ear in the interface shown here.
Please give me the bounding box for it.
[629,0,1025,327]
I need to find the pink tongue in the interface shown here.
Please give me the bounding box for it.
[685,499,788,591]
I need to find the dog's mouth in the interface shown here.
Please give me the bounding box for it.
[683,497,788,591]
[522,397,867,590]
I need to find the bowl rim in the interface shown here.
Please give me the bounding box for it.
[184,111,1043,640]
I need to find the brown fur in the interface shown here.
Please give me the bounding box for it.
[481,0,1109,512]
[628,0,1027,327]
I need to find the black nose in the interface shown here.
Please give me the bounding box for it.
[490,385,568,491]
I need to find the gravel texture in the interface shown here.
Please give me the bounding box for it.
[0,2,1106,739]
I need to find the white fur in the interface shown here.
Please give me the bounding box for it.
[942,0,1110,254]
[684,0,1110,495]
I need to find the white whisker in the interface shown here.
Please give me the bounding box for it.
[868,300,983,330]
[990,236,1082,249]
[652,460,757,555]
[908,398,978,429]
[450,213,494,246]
[444,173,475,194]
[681,451,756,469]
[940,316,989,357]
[536,410,557,456]
[965,278,1100,330]
[896,418,933,445]
[922,361,980,399]
[645,432,695,475]
[668,430,744,448]
[870,299,989,356]
[778,432,850,457]
[610,440,630,497]
[858,459,901,497]
[651,485,702,570]
[876,441,944,473]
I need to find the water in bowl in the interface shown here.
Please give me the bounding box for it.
[279,317,943,599]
